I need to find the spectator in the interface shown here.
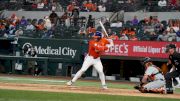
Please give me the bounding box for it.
[158,0,167,11]
[120,34,129,40]
[42,29,53,38]
[156,24,165,34]
[110,20,123,28]
[83,0,94,11]
[82,0,89,11]
[107,28,114,36]
[146,0,153,11]
[36,21,45,31]
[103,18,110,28]
[44,16,52,30]
[168,0,177,10]
[169,0,177,6]
[98,3,106,12]
[71,7,79,26]
[32,2,37,10]
[127,0,136,11]
[109,32,119,40]
[67,1,76,12]
[158,0,167,7]
[14,27,23,37]
[149,31,158,41]
[166,19,179,32]
[167,27,176,41]
[51,2,57,11]
[4,23,16,38]
[78,27,87,37]
[131,16,139,26]
[121,28,129,35]
[86,26,96,37]
[20,16,28,26]
[60,11,70,27]
[10,13,19,26]
[92,3,97,11]
[129,34,138,41]
[157,31,168,41]
[128,28,136,36]
[43,0,48,9]
[26,22,35,31]
[176,27,180,41]
[49,11,58,26]
[0,22,6,37]
[101,0,107,3]
[172,22,179,32]
[37,1,45,9]
[87,15,94,28]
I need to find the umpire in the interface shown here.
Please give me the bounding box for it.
[165,44,180,94]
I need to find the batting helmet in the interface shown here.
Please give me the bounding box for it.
[165,43,176,53]
[141,57,152,66]
[176,31,180,37]
[94,31,102,38]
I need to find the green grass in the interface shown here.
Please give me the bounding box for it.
[0,76,179,94]
[0,89,179,101]
[0,76,134,89]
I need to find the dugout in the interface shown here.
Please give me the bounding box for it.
[0,38,86,76]
[0,38,15,73]
[101,57,167,81]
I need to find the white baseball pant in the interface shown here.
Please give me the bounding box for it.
[143,80,165,90]
[72,54,106,86]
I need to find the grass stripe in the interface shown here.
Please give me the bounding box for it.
[0,89,179,101]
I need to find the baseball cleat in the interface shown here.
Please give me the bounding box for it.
[161,89,166,94]
[166,88,174,94]
[174,84,180,88]
[66,81,73,86]
[102,85,108,90]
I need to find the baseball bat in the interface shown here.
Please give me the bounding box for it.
[99,20,108,37]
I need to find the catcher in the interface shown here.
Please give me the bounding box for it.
[134,57,166,94]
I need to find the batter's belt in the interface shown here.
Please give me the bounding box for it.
[88,54,99,59]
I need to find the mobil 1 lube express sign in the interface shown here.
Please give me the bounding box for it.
[19,38,81,62]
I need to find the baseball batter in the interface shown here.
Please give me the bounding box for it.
[136,57,165,93]
[66,31,114,89]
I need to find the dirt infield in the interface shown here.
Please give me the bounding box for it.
[0,82,180,99]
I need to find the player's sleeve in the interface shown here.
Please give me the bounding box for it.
[100,38,110,46]
[106,39,114,48]
[145,67,154,76]
[174,53,180,67]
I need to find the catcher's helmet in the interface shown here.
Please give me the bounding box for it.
[165,44,176,53]
[141,57,152,66]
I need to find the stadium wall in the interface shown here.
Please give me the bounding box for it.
[2,11,113,20]
[2,11,180,22]
[124,12,180,22]
[0,38,178,79]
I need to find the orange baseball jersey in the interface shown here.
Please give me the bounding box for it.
[99,38,110,46]
[88,38,109,59]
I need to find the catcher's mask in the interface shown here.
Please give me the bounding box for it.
[165,43,176,53]
[141,57,152,66]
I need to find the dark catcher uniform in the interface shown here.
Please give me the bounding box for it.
[165,44,180,94]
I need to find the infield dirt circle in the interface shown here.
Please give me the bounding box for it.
[0,75,179,99]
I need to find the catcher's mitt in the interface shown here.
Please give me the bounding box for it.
[134,83,147,93]
[134,84,141,90]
